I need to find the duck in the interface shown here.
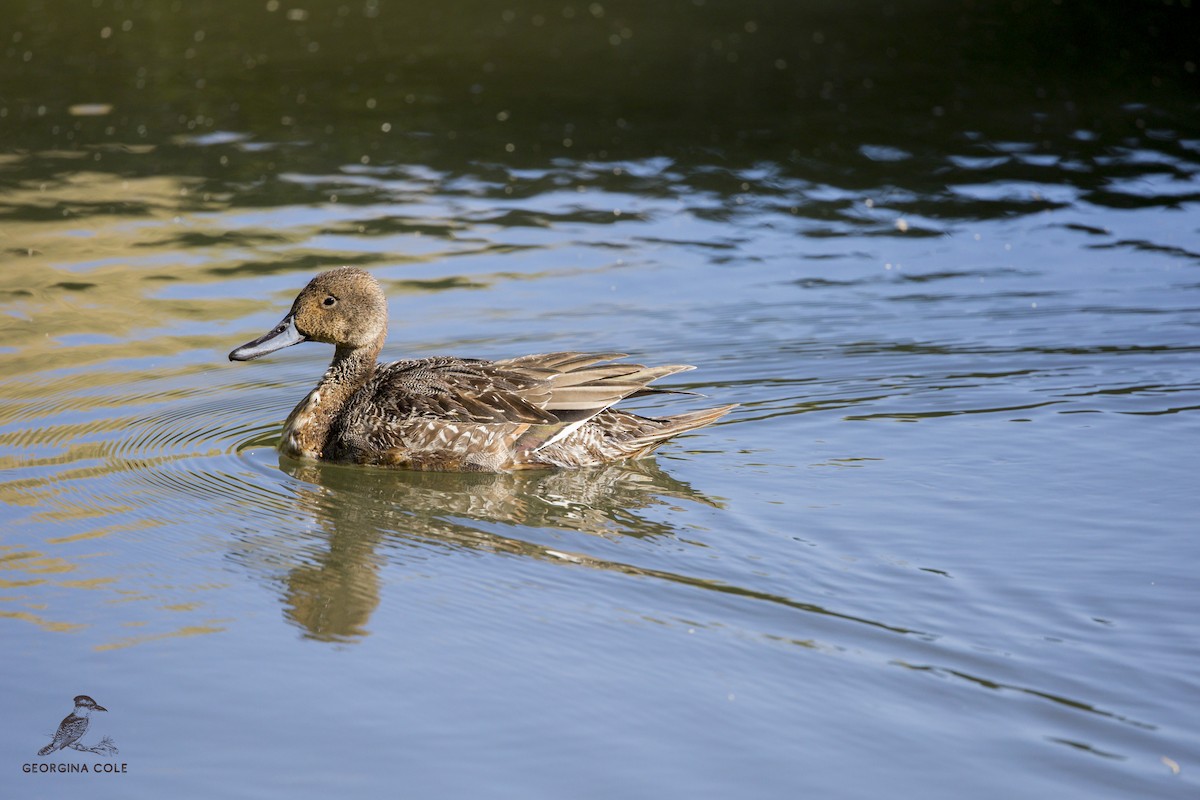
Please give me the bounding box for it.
[229,267,735,471]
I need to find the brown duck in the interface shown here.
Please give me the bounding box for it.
[229,267,735,471]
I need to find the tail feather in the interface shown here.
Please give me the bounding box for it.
[496,351,734,468]
[523,404,736,467]
[625,404,738,456]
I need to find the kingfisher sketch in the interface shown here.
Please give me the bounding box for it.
[38,695,118,756]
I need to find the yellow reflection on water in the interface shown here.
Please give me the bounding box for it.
[0,155,259,641]
[57,577,119,589]
[0,548,77,575]
[46,519,160,545]
[0,168,271,379]
[0,609,87,633]
[93,623,228,652]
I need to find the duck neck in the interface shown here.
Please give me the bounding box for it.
[282,342,380,459]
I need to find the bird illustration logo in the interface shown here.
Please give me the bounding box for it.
[38,695,118,756]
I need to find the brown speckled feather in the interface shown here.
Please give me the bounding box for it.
[229,268,735,472]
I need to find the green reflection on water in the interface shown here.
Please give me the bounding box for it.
[2,1,1195,180]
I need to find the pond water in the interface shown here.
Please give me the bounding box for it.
[2,2,1198,798]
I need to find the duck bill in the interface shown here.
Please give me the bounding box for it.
[228,315,308,361]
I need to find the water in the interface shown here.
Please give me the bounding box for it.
[2,2,1199,797]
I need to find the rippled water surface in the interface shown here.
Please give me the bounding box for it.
[2,3,1199,798]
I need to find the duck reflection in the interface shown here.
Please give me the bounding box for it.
[273,457,723,642]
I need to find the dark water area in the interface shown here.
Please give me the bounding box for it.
[7,1,1199,185]
[2,2,1199,799]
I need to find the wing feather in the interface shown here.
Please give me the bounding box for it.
[362,353,696,447]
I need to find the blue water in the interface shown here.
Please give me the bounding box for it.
[2,3,1199,798]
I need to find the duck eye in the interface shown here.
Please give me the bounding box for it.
[322,296,337,307]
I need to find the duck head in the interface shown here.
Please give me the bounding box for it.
[229,267,388,361]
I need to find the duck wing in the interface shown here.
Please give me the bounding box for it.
[370,352,692,426]
[326,352,696,468]
[370,356,560,424]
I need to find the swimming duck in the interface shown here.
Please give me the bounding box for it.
[229,267,735,471]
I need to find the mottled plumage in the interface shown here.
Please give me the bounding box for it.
[230,267,735,471]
